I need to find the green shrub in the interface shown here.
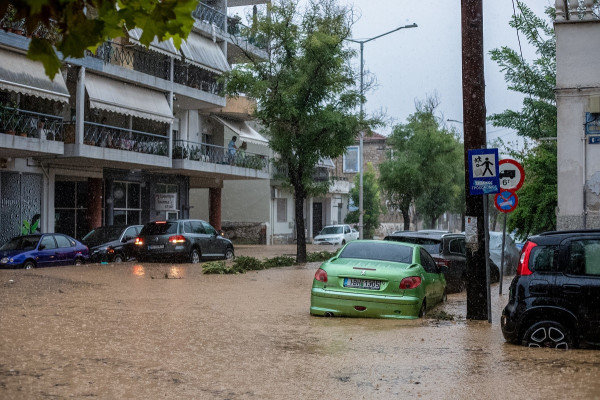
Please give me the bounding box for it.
[262,256,296,268]
[307,251,338,262]
[202,261,233,274]
[232,256,264,273]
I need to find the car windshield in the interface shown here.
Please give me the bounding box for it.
[339,241,413,264]
[385,236,441,255]
[0,236,40,251]
[140,222,178,235]
[320,226,342,235]
[82,226,124,244]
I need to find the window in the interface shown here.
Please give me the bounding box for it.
[40,235,57,250]
[54,235,72,248]
[449,238,466,256]
[123,227,138,241]
[112,181,141,225]
[420,248,438,273]
[185,221,205,234]
[343,146,359,173]
[277,198,287,223]
[55,180,90,239]
[530,245,557,272]
[569,240,600,276]
[202,222,217,235]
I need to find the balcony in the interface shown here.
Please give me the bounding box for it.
[0,107,64,158]
[171,139,270,180]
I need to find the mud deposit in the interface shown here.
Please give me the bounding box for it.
[2,260,600,399]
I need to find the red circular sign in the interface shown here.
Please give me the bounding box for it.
[494,190,519,213]
[499,159,525,191]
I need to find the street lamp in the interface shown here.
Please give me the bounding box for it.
[345,23,418,239]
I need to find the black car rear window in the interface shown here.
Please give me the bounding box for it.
[339,242,413,264]
[529,245,558,272]
[140,222,178,235]
[385,236,440,255]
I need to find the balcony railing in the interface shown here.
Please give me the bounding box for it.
[173,60,222,95]
[83,122,169,156]
[193,2,268,50]
[88,41,171,80]
[556,0,599,21]
[173,139,270,172]
[0,106,63,140]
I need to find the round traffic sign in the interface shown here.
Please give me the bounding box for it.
[494,190,519,213]
[499,159,525,191]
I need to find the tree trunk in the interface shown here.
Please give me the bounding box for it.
[430,216,436,230]
[402,208,410,231]
[295,188,307,263]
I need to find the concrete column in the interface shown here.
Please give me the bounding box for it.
[87,178,103,229]
[76,67,85,144]
[105,179,114,225]
[209,187,222,230]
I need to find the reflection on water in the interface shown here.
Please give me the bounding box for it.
[168,266,185,279]
[132,264,145,276]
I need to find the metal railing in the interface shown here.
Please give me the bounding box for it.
[88,41,171,80]
[173,60,222,95]
[0,106,63,140]
[173,139,270,172]
[83,122,169,156]
[193,2,268,50]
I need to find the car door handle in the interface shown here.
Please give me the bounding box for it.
[562,284,581,294]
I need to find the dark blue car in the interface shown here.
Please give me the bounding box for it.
[0,233,89,269]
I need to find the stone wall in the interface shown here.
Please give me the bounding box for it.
[222,221,266,244]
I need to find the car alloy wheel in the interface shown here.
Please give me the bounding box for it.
[113,254,124,263]
[74,258,83,266]
[224,248,234,260]
[522,320,572,349]
[24,261,35,270]
[190,249,201,264]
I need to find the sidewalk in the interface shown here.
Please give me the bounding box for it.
[234,243,342,260]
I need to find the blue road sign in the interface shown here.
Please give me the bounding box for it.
[494,190,518,213]
[468,148,500,195]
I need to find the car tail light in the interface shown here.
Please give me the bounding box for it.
[434,257,450,267]
[169,235,186,244]
[400,276,422,289]
[134,237,144,246]
[517,241,537,276]
[314,268,328,282]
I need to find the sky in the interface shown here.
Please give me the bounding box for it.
[232,0,554,147]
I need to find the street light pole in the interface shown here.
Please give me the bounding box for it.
[345,23,417,240]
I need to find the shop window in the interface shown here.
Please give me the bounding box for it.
[112,181,141,225]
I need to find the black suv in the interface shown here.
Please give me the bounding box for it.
[134,219,234,263]
[502,230,600,349]
[384,231,500,293]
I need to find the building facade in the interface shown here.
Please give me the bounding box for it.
[555,0,600,229]
[0,1,270,244]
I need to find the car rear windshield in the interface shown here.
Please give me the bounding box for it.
[82,226,124,243]
[529,245,558,272]
[140,222,179,235]
[320,226,342,235]
[339,241,413,264]
[0,236,40,251]
[385,236,440,255]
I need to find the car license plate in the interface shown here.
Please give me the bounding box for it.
[148,244,164,250]
[344,278,381,290]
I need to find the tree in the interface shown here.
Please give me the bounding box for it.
[223,0,366,262]
[379,96,463,231]
[345,163,381,238]
[1,0,197,79]
[489,1,557,238]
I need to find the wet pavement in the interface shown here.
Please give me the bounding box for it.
[2,245,600,399]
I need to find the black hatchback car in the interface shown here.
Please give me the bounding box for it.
[502,229,600,349]
[82,225,143,263]
[134,219,234,263]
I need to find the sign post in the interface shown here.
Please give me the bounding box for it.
[468,148,500,323]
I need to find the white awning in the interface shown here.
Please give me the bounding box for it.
[180,33,230,74]
[127,28,179,57]
[212,115,268,145]
[85,74,173,124]
[0,48,70,103]
[318,158,335,169]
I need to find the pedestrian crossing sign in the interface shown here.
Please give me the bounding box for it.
[468,148,500,195]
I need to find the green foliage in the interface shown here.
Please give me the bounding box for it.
[489,1,557,236]
[262,256,296,268]
[21,218,39,235]
[232,256,264,273]
[345,163,381,238]
[222,0,376,262]
[2,0,197,79]
[306,250,338,262]
[380,96,463,230]
[202,261,234,275]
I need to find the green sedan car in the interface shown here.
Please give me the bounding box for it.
[310,240,447,319]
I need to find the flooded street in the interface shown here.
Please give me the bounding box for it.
[2,247,600,399]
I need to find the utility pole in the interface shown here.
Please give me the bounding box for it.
[462,0,488,320]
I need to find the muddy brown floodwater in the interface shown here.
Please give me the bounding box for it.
[2,245,600,399]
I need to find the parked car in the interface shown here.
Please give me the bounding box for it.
[384,231,499,293]
[82,225,143,263]
[489,231,520,275]
[134,219,234,263]
[313,224,359,245]
[502,229,600,349]
[0,233,89,269]
[310,240,446,318]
